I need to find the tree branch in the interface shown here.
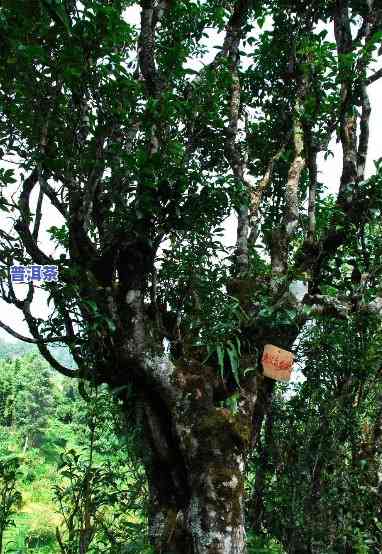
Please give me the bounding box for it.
[0,319,73,345]
[15,169,55,265]
[284,115,305,238]
[22,301,80,378]
[184,0,252,102]
[139,0,166,97]
[32,187,44,241]
[248,143,286,246]
[357,83,371,181]
[38,170,68,218]
[307,144,318,241]
[221,2,254,274]
[226,67,252,274]
[366,68,382,86]
[303,293,382,319]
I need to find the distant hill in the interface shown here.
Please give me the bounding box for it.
[0,338,76,370]
[0,338,36,359]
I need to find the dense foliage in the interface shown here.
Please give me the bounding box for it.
[1,326,382,553]
[247,316,382,553]
[0,1,381,553]
[0,340,152,554]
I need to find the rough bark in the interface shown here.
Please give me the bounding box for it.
[145,446,247,554]
[178,410,247,554]
[135,359,252,554]
[3,3,381,553]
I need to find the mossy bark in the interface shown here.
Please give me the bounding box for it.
[184,452,247,554]
[140,395,249,553]
[148,504,193,553]
[178,407,248,553]
[146,423,248,554]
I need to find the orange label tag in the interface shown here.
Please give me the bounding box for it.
[261,344,294,381]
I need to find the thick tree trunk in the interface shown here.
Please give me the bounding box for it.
[148,503,193,554]
[136,398,192,553]
[139,395,249,554]
[185,450,247,554]
[146,436,247,554]
[182,405,249,553]
[177,402,248,554]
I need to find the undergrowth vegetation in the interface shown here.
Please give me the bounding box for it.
[0,317,381,554]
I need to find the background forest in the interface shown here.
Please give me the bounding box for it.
[0,310,381,554]
[0,339,151,554]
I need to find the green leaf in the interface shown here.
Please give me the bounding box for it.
[226,341,241,387]
[216,343,225,378]
[105,318,116,333]
[40,0,71,34]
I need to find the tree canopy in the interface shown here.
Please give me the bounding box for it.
[0,1,381,553]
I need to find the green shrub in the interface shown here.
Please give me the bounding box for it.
[247,532,285,554]
[0,457,22,554]
[24,526,56,549]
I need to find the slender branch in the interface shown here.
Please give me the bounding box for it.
[68,189,98,266]
[296,2,364,286]
[303,293,382,319]
[297,2,376,286]
[14,219,53,265]
[248,141,288,247]
[357,84,371,181]
[220,2,253,274]
[284,115,305,238]
[220,0,252,62]
[6,265,22,308]
[0,279,80,377]
[226,68,252,274]
[0,229,17,244]
[235,204,250,274]
[17,168,38,222]
[366,68,382,86]
[139,0,166,97]
[22,302,80,378]
[15,169,55,265]
[268,107,305,282]
[32,187,44,241]
[1,274,80,377]
[0,319,73,345]
[185,0,252,101]
[371,394,382,458]
[82,134,106,234]
[334,1,358,203]
[38,170,68,218]
[307,147,318,241]
[334,1,353,57]
[354,3,376,185]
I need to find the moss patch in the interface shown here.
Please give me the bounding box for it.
[196,408,251,452]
